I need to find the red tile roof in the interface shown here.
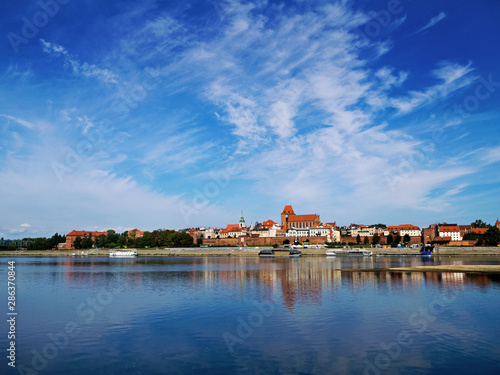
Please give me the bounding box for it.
[439,225,460,232]
[385,225,420,232]
[288,214,318,222]
[436,236,452,241]
[398,225,420,231]
[226,224,242,232]
[67,230,106,237]
[282,205,296,215]
[262,220,277,228]
[470,228,488,235]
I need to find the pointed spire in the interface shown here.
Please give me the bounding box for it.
[239,210,246,228]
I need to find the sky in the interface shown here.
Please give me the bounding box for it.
[1,0,500,238]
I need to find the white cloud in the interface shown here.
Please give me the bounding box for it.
[413,12,447,35]
[481,146,500,165]
[140,1,479,222]
[390,61,476,114]
[0,114,36,130]
[267,101,297,138]
[40,39,118,84]
[1,1,495,232]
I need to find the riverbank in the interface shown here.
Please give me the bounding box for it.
[1,246,500,257]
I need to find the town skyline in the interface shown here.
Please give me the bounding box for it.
[1,1,500,239]
[1,202,500,239]
[2,203,499,243]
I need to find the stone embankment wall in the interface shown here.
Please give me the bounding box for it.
[341,236,422,245]
[434,246,500,255]
[203,236,328,247]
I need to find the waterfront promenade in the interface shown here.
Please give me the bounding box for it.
[1,246,500,257]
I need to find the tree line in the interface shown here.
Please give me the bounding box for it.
[24,233,66,250]
[463,220,500,246]
[73,229,194,249]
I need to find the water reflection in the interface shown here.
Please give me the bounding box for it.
[6,256,500,375]
[19,256,500,310]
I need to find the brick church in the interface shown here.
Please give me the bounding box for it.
[281,205,320,230]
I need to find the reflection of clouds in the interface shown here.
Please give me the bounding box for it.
[15,257,500,373]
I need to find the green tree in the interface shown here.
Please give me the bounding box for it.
[73,236,82,249]
[81,237,94,249]
[7,242,17,251]
[394,234,402,245]
[476,237,484,246]
[94,235,106,248]
[106,230,119,248]
[471,219,490,228]
[373,224,387,229]
[403,234,411,245]
[386,234,394,245]
[483,227,500,246]
[48,233,65,249]
[356,234,361,244]
[463,232,479,241]
[116,236,126,248]
[372,233,380,245]
[363,236,369,244]
[28,238,50,250]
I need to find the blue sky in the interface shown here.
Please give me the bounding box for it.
[1,0,500,238]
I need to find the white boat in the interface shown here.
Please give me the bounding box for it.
[326,248,372,257]
[259,245,302,257]
[109,249,138,257]
[69,251,89,257]
[304,244,327,249]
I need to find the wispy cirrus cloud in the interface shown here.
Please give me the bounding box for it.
[40,39,118,84]
[0,113,36,129]
[412,11,447,35]
[0,0,498,235]
[390,61,476,114]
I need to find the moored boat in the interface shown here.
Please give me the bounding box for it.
[69,251,90,257]
[259,245,301,257]
[109,249,138,257]
[421,244,434,256]
[326,248,372,257]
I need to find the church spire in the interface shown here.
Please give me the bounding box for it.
[239,210,246,228]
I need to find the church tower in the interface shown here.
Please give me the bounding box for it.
[239,210,246,228]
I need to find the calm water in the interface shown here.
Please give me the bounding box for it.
[2,256,500,374]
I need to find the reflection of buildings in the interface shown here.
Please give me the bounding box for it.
[59,257,500,308]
